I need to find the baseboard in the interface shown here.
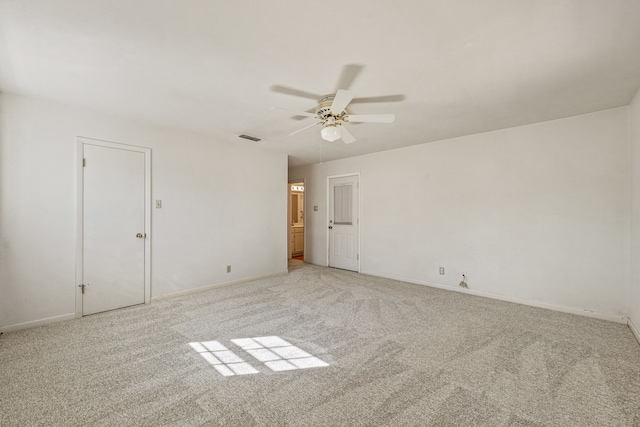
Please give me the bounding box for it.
[629,318,640,345]
[0,271,288,334]
[0,313,76,334]
[151,270,288,302]
[365,271,628,324]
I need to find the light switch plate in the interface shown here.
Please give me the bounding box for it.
[156,200,162,208]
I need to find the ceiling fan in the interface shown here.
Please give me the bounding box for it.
[271,65,402,144]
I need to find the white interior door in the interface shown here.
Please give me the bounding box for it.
[82,144,146,315]
[328,175,359,271]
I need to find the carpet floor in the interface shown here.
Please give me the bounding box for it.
[1,261,640,426]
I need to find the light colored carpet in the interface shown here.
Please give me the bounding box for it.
[1,261,639,426]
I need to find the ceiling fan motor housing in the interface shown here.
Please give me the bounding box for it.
[316,95,346,120]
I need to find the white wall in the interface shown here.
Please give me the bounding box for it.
[630,88,640,333]
[0,93,288,331]
[291,107,630,319]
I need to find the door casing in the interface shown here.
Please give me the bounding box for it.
[288,180,306,259]
[75,137,152,318]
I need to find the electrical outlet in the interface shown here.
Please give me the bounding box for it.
[439,267,445,275]
[227,265,231,273]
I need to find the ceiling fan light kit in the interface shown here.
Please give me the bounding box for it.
[320,125,341,142]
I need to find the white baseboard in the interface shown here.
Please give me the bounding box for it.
[629,318,640,345]
[151,270,288,302]
[0,313,76,334]
[3,270,630,335]
[0,271,288,334]
[364,271,628,324]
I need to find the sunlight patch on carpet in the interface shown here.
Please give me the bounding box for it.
[233,336,329,372]
[190,336,328,376]
[189,341,259,376]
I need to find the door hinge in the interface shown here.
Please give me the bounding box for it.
[357,254,359,260]
[83,158,86,167]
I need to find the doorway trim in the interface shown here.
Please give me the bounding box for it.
[288,179,306,260]
[326,172,361,272]
[75,137,152,318]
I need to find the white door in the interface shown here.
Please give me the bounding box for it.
[328,175,359,271]
[82,144,146,315]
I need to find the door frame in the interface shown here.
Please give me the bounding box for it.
[75,137,152,318]
[288,179,306,260]
[326,172,360,272]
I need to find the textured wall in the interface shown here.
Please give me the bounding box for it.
[0,93,287,330]
[291,107,630,318]
[630,89,640,331]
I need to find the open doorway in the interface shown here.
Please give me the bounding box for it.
[289,181,305,262]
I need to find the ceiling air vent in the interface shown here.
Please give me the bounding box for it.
[238,134,261,142]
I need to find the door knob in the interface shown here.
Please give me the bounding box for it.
[136,233,145,238]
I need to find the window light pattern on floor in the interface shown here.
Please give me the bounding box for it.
[231,336,329,372]
[189,341,259,376]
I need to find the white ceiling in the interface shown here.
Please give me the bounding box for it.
[1,1,640,168]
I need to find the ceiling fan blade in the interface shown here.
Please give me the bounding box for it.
[334,64,364,92]
[331,89,354,115]
[289,121,322,136]
[351,94,405,104]
[271,107,318,118]
[345,114,395,123]
[270,85,323,101]
[340,125,356,144]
